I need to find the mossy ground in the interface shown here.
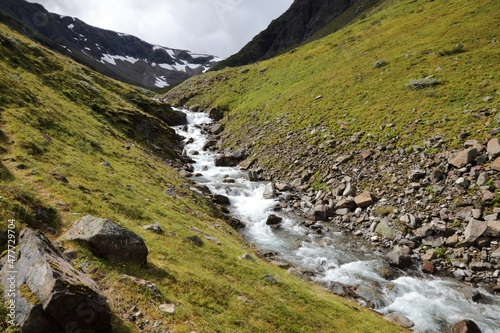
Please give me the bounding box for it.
[0,24,405,333]
[166,0,500,174]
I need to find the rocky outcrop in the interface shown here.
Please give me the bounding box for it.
[63,215,148,264]
[0,229,111,332]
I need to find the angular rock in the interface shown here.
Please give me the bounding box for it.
[376,219,399,240]
[486,221,500,237]
[456,177,470,190]
[263,182,276,199]
[487,138,500,159]
[463,219,488,245]
[186,235,203,247]
[409,170,426,182]
[142,222,163,234]
[421,260,435,274]
[354,191,374,208]
[230,148,247,160]
[400,213,419,228]
[335,198,356,209]
[384,312,414,328]
[159,303,176,314]
[491,157,500,171]
[449,148,479,168]
[209,123,224,135]
[0,229,111,332]
[450,319,482,333]
[266,214,283,225]
[386,247,412,269]
[63,215,148,264]
[214,155,239,167]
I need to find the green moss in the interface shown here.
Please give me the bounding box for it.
[19,284,41,305]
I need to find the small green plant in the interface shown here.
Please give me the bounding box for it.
[435,248,445,258]
[406,78,442,89]
[372,59,387,68]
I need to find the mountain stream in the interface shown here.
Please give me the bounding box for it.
[173,110,500,333]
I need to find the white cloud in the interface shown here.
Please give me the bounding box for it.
[26,0,293,57]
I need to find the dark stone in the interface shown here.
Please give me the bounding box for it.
[386,247,412,269]
[213,194,230,205]
[48,171,68,183]
[224,216,246,230]
[186,235,203,247]
[14,163,27,169]
[450,319,482,333]
[63,215,148,264]
[214,155,239,167]
[421,260,435,274]
[261,275,278,285]
[266,214,283,225]
[0,229,111,332]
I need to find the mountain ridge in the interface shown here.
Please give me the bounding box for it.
[212,0,379,70]
[0,0,222,89]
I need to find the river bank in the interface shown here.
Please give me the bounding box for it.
[172,109,500,332]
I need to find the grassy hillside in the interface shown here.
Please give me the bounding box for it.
[0,24,405,332]
[165,0,500,174]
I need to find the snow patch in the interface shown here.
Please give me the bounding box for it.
[68,24,75,30]
[155,76,169,88]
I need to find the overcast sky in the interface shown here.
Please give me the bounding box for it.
[26,0,293,58]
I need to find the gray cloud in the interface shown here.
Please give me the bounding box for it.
[26,0,293,57]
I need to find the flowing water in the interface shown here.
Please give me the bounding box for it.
[173,110,500,333]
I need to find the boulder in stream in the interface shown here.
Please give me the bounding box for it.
[450,319,482,333]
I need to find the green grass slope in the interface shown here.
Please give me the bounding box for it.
[0,24,405,332]
[165,0,500,172]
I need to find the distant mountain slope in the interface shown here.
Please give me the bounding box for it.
[212,0,378,70]
[0,0,221,89]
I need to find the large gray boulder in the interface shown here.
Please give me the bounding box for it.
[463,219,488,246]
[0,229,111,332]
[63,216,148,264]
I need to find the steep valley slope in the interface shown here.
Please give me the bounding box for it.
[0,21,406,333]
[164,0,500,297]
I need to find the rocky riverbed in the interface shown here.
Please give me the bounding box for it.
[173,109,500,332]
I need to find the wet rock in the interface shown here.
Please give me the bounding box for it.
[214,155,239,167]
[449,148,479,168]
[263,182,276,199]
[0,229,111,332]
[449,319,482,333]
[266,214,283,225]
[354,191,374,208]
[213,194,230,205]
[63,215,148,264]
[224,216,246,230]
[383,312,414,328]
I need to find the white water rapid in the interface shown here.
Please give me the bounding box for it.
[173,110,500,333]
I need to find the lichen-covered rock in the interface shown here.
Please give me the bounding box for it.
[63,215,148,264]
[0,229,111,332]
